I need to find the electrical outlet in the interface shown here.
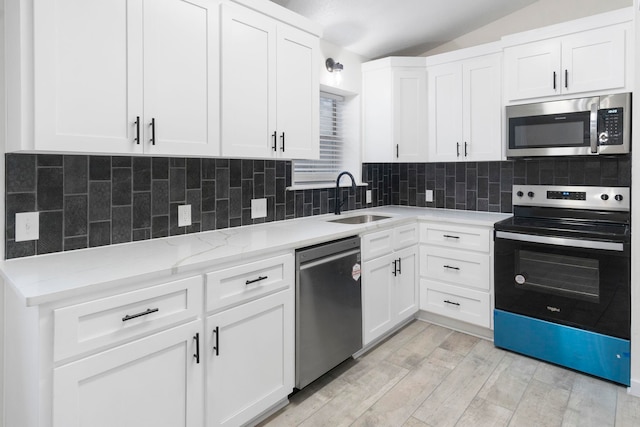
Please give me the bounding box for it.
[15,212,40,242]
[366,190,372,204]
[425,190,434,203]
[178,205,192,227]
[251,198,267,219]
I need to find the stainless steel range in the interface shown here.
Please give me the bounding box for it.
[493,185,631,385]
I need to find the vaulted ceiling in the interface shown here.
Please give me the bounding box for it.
[270,0,538,59]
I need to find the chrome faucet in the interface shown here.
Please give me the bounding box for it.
[335,171,357,215]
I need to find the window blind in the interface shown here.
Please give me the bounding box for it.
[294,92,345,184]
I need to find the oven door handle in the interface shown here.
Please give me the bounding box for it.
[495,231,624,252]
[589,102,598,154]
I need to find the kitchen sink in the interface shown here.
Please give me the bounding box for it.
[328,214,391,224]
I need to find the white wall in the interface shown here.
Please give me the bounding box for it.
[318,39,366,96]
[317,40,367,182]
[0,36,4,427]
[1,3,6,423]
[630,0,640,397]
[422,0,632,56]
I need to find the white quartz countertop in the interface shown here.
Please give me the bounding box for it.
[0,206,511,306]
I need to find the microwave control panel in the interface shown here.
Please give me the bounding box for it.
[598,107,623,146]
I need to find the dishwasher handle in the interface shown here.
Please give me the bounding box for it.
[298,248,361,271]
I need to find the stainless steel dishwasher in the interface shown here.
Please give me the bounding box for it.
[295,236,362,389]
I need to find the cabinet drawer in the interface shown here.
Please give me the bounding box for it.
[420,279,491,328]
[206,253,293,312]
[54,276,202,362]
[362,229,393,261]
[420,246,490,291]
[420,222,490,252]
[394,223,419,250]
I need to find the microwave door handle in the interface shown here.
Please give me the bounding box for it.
[589,103,598,154]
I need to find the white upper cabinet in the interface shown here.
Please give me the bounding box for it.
[362,57,428,163]
[427,51,502,162]
[504,23,628,102]
[142,0,220,156]
[7,0,220,155]
[221,3,319,159]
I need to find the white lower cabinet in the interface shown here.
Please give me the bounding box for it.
[419,221,494,330]
[53,320,203,427]
[205,253,295,427]
[362,224,419,345]
[206,290,293,426]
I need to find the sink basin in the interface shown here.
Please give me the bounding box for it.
[328,214,391,224]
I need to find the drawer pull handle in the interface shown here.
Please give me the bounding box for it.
[444,265,460,271]
[193,333,200,364]
[444,300,461,306]
[246,275,268,285]
[443,234,459,239]
[122,308,159,322]
[213,326,219,356]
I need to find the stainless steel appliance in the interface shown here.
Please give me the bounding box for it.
[295,236,362,389]
[506,92,631,158]
[494,185,631,385]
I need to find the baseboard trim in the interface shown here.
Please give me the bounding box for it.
[628,379,640,397]
[416,310,494,340]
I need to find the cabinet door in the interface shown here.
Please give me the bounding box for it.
[362,254,394,345]
[561,26,626,95]
[276,24,319,159]
[504,40,561,101]
[221,4,277,158]
[394,70,428,162]
[427,62,462,162]
[463,54,502,161]
[53,320,203,427]
[393,246,419,322]
[362,67,393,162]
[207,290,294,427]
[33,0,144,153]
[143,0,220,156]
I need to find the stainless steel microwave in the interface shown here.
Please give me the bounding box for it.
[506,93,631,158]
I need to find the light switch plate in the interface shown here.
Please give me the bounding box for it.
[15,212,39,242]
[425,190,434,203]
[178,205,192,227]
[366,190,372,204]
[251,198,267,219]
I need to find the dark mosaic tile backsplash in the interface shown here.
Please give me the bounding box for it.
[4,154,632,259]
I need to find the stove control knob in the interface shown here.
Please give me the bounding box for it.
[615,194,624,201]
[517,191,524,197]
[601,194,609,201]
[527,191,534,198]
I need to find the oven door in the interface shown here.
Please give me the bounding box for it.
[494,231,630,339]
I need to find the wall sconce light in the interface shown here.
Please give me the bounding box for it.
[325,58,344,73]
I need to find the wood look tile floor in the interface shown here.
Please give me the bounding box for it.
[260,320,640,427]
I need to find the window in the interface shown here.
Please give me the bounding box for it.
[294,92,345,184]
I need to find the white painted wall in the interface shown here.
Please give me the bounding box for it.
[317,40,367,183]
[630,0,640,397]
[318,39,365,95]
[422,0,632,56]
[1,3,6,424]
